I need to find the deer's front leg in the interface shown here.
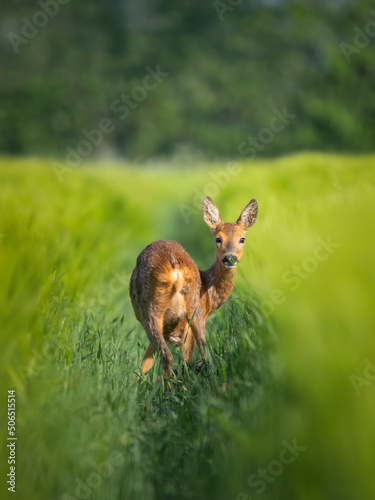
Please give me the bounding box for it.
[182,328,196,364]
[181,321,206,376]
[190,308,206,363]
[180,306,205,369]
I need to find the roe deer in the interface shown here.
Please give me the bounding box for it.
[129,196,258,380]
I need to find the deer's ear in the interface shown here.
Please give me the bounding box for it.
[203,196,222,230]
[237,199,258,229]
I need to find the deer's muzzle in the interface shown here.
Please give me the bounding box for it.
[222,255,238,269]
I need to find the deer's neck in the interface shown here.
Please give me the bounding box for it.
[199,260,236,320]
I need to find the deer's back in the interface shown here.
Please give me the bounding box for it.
[129,240,201,323]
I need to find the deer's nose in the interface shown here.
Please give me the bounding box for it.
[222,255,238,268]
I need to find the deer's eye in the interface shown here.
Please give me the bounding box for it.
[216,237,222,244]
[239,238,245,244]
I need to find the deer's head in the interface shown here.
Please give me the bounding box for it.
[203,196,258,270]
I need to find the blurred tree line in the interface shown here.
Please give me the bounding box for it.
[0,0,374,161]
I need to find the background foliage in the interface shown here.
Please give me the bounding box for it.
[1,0,375,160]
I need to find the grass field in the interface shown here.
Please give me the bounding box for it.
[1,153,375,500]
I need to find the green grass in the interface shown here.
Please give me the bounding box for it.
[0,153,374,500]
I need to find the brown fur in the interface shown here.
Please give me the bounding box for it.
[129,197,258,379]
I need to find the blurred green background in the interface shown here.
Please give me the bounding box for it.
[1,0,375,160]
[1,1,375,500]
